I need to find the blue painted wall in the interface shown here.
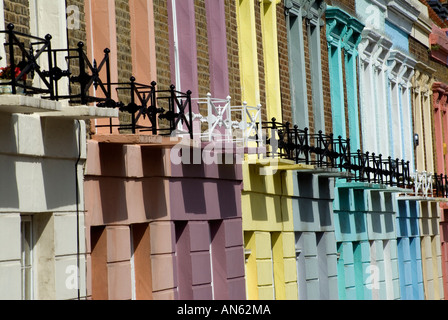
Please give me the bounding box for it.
[396,200,425,300]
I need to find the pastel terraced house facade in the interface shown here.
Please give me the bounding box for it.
[2,0,448,301]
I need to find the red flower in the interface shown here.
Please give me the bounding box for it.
[0,65,27,81]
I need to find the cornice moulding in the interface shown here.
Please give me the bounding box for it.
[429,25,448,66]
[386,0,420,35]
[284,0,326,21]
[326,6,364,49]
[415,61,436,75]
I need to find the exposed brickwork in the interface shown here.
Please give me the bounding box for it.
[66,0,87,105]
[153,0,171,91]
[326,0,356,16]
[66,0,87,49]
[115,0,133,128]
[277,1,292,126]
[320,19,333,135]
[115,0,132,97]
[3,0,30,34]
[3,0,30,63]
[302,19,314,133]
[225,0,241,107]
[194,0,210,116]
[255,1,267,122]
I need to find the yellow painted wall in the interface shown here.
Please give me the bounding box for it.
[419,201,444,300]
[242,162,297,300]
[260,0,282,122]
[412,67,435,173]
[236,0,260,107]
[236,0,282,122]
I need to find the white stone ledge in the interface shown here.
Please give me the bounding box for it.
[38,105,119,120]
[0,95,119,120]
[0,94,61,114]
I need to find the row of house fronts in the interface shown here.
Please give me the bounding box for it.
[2,0,448,300]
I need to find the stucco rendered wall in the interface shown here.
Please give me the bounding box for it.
[396,199,425,300]
[334,184,400,300]
[241,162,297,300]
[419,200,444,300]
[0,107,87,300]
[84,140,246,300]
[292,172,339,300]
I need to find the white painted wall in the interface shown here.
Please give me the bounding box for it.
[0,104,87,300]
[29,0,69,95]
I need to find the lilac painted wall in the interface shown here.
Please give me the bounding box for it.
[205,0,230,100]
[167,0,199,100]
[84,139,246,299]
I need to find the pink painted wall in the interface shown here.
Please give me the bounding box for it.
[84,139,246,300]
[129,0,157,132]
[433,82,448,174]
[440,208,448,300]
[85,0,120,134]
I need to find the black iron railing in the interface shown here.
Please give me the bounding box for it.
[342,151,412,188]
[96,79,193,137]
[0,23,54,97]
[0,24,193,137]
[434,173,448,198]
[258,119,418,192]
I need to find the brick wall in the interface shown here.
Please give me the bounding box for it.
[194,0,210,103]
[3,0,30,33]
[303,18,314,133]
[225,0,241,108]
[3,0,30,63]
[115,0,133,127]
[153,0,171,90]
[327,0,356,16]
[66,0,87,49]
[255,1,267,122]
[66,0,87,106]
[277,1,292,126]
[115,0,132,87]
[321,19,333,135]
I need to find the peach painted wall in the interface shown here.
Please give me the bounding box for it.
[84,140,246,299]
[129,0,157,131]
[84,0,120,134]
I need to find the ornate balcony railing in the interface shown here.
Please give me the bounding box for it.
[0,23,55,98]
[258,118,350,169]
[95,79,193,137]
[257,118,309,163]
[0,24,193,137]
[50,42,113,105]
[192,94,262,147]
[434,173,448,198]
[343,151,412,188]
[257,119,428,194]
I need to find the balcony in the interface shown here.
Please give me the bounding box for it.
[252,118,448,198]
[192,94,262,148]
[0,23,117,120]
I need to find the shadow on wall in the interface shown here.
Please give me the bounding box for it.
[0,114,19,210]
[41,118,84,210]
[172,158,242,219]
[244,164,289,223]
